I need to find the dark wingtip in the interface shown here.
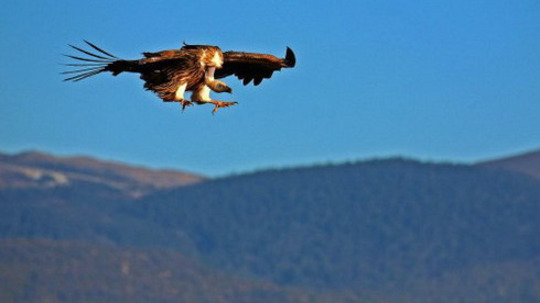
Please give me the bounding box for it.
[284,47,296,68]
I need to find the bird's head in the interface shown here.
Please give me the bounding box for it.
[206,80,232,93]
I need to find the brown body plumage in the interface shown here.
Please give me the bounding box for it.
[138,48,212,101]
[63,41,296,113]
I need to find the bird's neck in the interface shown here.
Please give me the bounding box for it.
[205,67,216,81]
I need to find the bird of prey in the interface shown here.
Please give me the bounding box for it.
[63,41,296,113]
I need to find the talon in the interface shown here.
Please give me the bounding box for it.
[210,101,238,114]
[180,99,193,111]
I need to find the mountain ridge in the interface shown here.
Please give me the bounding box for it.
[478,150,540,180]
[0,150,205,196]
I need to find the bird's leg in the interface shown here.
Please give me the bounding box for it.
[173,83,192,111]
[163,98,192,111]
[192,83,237,114]
[179,99,193,111]
[207,100,238,114]
[191,95,238,114]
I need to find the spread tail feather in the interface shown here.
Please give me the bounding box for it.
[62,41,137,81]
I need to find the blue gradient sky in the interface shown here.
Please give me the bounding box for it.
[1,1,539,176]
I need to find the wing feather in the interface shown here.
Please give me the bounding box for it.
[215,47,295,86]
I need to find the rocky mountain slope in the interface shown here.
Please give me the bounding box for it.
[0,151,205,196]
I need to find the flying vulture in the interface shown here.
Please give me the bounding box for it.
[63,41,296,113]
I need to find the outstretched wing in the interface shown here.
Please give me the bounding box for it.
[215,47,296,86]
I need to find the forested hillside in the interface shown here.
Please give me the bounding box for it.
[132,159,540,291]
[0,239,336,303]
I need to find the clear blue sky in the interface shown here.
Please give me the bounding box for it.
[1,0,539,176]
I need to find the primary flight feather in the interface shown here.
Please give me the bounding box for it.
[63,41,296,113]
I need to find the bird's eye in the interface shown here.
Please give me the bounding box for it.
[217,84,224,89]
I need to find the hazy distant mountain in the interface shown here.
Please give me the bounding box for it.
[1,150,540,303]
[0,151,205,196]
[478,150,540,180]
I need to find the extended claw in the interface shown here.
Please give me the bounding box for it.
[162,98,193,111]
[211,101,238,114]
[180,99,193,111]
